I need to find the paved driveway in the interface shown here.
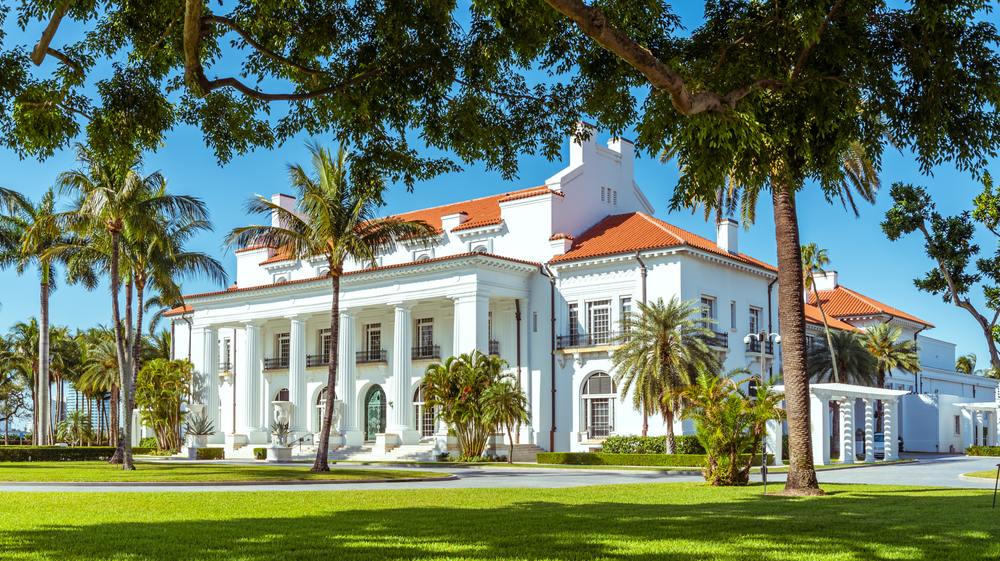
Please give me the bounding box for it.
[1,455,998,492]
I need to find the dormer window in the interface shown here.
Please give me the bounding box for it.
[473,245,487,253]
[416,254,430,262]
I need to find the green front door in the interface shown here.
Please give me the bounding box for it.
[364,385,386,441]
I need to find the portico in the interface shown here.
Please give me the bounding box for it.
[955,402,1000,450]
[773,383,910,466]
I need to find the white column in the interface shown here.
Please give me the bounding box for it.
[338,311,363,446]
[977,411,984,446]
[883,399,897,461]
[995,410,1000,448]
[201,327,222,444]
[387,303,419,444]
[839,399,855,464]
[453,293,490,355]
[864,399,875,462]
[810,392,830,466]
[766,419,782,465]
[962,409,974,452]
[287,316,307,439]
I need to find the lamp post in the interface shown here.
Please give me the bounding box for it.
[744,329,781,491]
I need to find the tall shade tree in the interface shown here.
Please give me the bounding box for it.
[57,143,208,469]
[0,189,83,444]
[476,0,1000,495]
[956,354,977,375]
[861,323,921,431]
[225,143,436,471]
[609,297,721,454]
[802,243,840,383]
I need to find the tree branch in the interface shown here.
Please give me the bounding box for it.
[452,77,544,102]
[541,0,776,114]
[790,0,846,79]
[714,19,776,72]
[45,48,82,75]
[203,68,386,102]
[142,5,185,64]
[20,100,93,121]
[30,1,70,66]
[203,15,329,78]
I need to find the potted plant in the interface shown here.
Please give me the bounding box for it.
[184,415,215,449]
[270,421,291,447]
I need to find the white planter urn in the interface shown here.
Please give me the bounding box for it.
[187,403,206,419]
[271,400,292,446]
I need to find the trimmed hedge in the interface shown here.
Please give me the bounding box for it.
[600,435,707,455]
[253,447,268,460]
[196,447,225,460]
[0,446,156,462]
[966,446,1000,457]
[536,452,773,467]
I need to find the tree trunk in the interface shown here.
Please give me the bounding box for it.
[876,367,886,432]
[665,407,676,454]
[108,230,134,469]
[131,279,146,417]
[641,401,648,438]
[830,402,840,458]
[812,284,840,383]
[39,279,50,445]
[30,372,37,445]
[311,271,341,471]
[773,185,823,495]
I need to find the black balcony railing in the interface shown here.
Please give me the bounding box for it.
[412,345,441,360]
[306,354,330,368]
[707,331,729,348]
[263,356,289,370]
[746,339,775,355]
[556,331,623,350]
[489,340,500,356]
[218,361,232,373]
[356,349,388,364]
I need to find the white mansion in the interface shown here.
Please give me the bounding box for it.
[165,128,998,457]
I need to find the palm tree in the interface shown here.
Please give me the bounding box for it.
[57,143,208,469]
[423,351,509,458]
[482,379,531,464]
[802,243,840,383]
[956,354,977,375]
[0,188,80,444]
[225,142,436,471]
[861,323,921,431]
[609,297,722,454]
[79,334,122,446]
[5,320,41,443]
[807,330,878,386]
[145,329,172,362]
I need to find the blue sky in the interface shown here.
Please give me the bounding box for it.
[1,4,998,373]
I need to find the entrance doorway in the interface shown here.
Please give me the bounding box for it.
[364,385,386,441]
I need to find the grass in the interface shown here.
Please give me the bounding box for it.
[963,470,1000,479]
[0,462,446,483]
[0,483,998,559]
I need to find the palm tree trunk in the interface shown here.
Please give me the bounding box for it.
[31,373,37,445]
[108,230,134,469]
[131,279,146,412]
[772,183,822,495]
[39,277,50,445]
[812,284,840,383]
[876,367,886,432]
[665,407,676,454]
[642,401,648,438]
[312,271,341,471]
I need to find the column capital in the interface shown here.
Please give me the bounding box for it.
[240,318,262,327]
[451,292,490,304]
[285,314,308,323]
[389,302,414,311]
[340,309,356,319]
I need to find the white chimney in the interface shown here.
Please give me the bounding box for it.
[569,122,598,168]
[607,137,634,185]
[813,270,839,291]
[271,194,297,228]
[441,212,468,232]
[716,218,738,254]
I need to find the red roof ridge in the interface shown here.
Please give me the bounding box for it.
[452,217,504,232]
[812,285,934,327]
[636,212,686,246]
[549,233,574,241]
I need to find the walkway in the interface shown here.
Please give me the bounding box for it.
[2,454,999,492]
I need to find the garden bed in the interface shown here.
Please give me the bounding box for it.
[0,462,449,482]
[0,446,156,462]
[536,452,774,467]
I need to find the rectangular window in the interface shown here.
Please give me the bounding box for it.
[601,187,605,202]
[318,329,331,360]
[955,415,961,435]
[533,312,538,333]
[488,311,493,341]
[365,323,381,361]
[749,307,761,335]
[620,297,632,330]
[701,297,715,329]
[587,300,611,345]
[730,301,736,330]
[276,332,290,368]
[222,337,231,363]
[568,303,580,345]
[613,190,617,206]
[417,318,434,350]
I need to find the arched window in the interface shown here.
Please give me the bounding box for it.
[581,373,616,439]
[413,386,435,438]
[275,388,289,401]
[473,245,487,253]
[416,254,430,262]
[275,276,288,283]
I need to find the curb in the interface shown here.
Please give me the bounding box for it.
[958,474,999,484]
[0,475,458,487]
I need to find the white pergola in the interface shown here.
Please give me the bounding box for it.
[954,402,1000,450]
[773,383,910,466]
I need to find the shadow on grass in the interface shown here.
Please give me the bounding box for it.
[2,484,999,559]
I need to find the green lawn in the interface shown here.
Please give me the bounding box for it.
[0,483,996,559]
[0,462,446,482]
[963,470,999,479]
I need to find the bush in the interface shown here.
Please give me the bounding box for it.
[437,455,508,463]
[139,437,158,448]
[536,452,773,468]
[0,446,155,462]
[966,446,1000,457]
[196,447,224,460]
[254,448,268,460]
[600,435,706,455]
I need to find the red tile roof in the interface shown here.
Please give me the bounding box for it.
[257,185,558,265]
[549,233,575,241]
[804,304,860,331]
[163,305,194,317]
[807,285,934,327]
[549,212,777,272]
[180,252,541,301]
